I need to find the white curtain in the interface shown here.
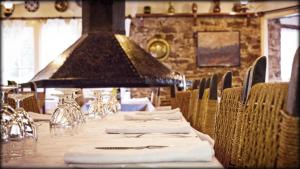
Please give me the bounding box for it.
[40,19,82,70]
[0,19,82,85]
[280,28,299,81]
[1,20,35,84]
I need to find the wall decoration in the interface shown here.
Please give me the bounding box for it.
[143,6,151,14]
[54,0,68,12]
[212,0,221,13]
[2,1,15,17]
[192,3,198,14]
[167,2,175,14]
[24,1,39,12]
[196,31,240,67]
[147,35,170,61]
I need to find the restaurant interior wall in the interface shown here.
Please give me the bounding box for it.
[1,1,299,101]
[129,15,261,98]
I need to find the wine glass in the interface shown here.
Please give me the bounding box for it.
[49,93,74,128]
[107,89,120,114]
[1,85,19,142]
[5,91,38,159]
[71,92,86,124]
[8,93,37,140]
[87,90,102,118]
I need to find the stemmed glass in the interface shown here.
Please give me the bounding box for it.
[49,88,86,137]
[0,85,19,142]
[8,93,37,140]
[87,89,120,118]
[71,92,85,124]
[87,90,106,119]
[56,88,85,124]
[1,90,38,160]
[49,93,74,128]
[106,90,120,114]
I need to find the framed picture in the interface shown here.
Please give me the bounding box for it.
[196,31,240,67]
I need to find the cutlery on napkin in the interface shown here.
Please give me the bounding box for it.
[95,145,168,150]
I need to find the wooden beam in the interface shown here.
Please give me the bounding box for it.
[260,5,300,15]
[135,12,262,18]
[0,16,81,20]
[280,24,300,30]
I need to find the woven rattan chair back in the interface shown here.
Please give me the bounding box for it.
[277,47,299,168]
[187,89,199,123]
[192,78,206,129]
[214,87,242,168]
[220,71,232,93]
[236,83,288,168]
[174,91,191,119]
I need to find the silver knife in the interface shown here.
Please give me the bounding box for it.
[95,145,168,150]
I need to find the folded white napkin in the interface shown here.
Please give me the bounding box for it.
[121,97,155,111]
[135,108,180,115]
[155,106,172,111]
[64,141,214,164]
[124,112,182,121]
[105,122,191,134]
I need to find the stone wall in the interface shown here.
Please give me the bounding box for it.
[268,18,281,82]
[129,15,261,100]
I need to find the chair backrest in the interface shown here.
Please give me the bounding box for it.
[174,91,191,119]
[209,74,218,100]
[187,89,199,123]
[7,91,41,113]
[220,71,232,92]
[198,78,206,99]
[191,78,206,128]
[195,74,218,138]
[192,79,200,89]
[237,83,288,168]
[170,84,177,109]
[286,47,299,117]
[241,66,252,104]
[205,77,211,88]
[214,86,243,168]
[248,56,266,87]
[277,47,299,168]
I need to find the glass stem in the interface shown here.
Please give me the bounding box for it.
[16,99,21,109]
[0,91,5,106]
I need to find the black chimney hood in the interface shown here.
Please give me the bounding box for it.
[28,0,176,88]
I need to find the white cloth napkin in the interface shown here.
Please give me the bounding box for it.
[121,97,155,111]
[154,106,172,111]
[124,112,182,121]
[135,108,180,115]
[64,141,214,164]
[105,122,191,134]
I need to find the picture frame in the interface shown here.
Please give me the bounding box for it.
[196,31,240,67]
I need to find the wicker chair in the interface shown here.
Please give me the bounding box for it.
[214,87,242,168]
[7,82,45,114]
[195,74,218,139]
[186,89,199,123]
[192,78,206,128]
[277,47,299,168]
[236,83,288,168]
[173,91,191,119]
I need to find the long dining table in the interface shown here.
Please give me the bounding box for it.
[1,110,223,168]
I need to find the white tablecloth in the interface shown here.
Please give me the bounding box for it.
[1,111,223,168]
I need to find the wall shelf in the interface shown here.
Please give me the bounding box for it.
[135,12,263,18]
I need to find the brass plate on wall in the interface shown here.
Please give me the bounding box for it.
[147,38,170,61]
